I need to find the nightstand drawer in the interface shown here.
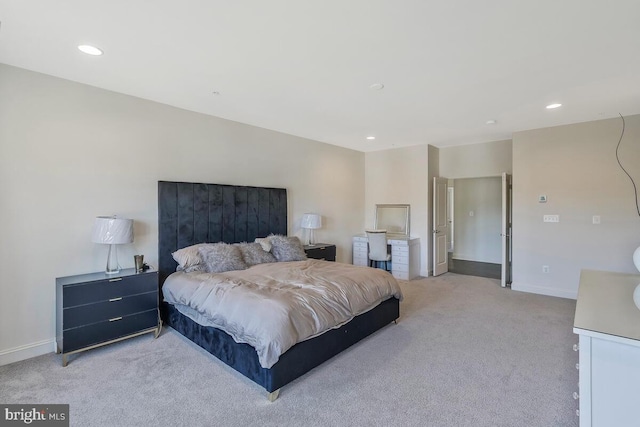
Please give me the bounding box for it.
[63,273,157,308]
[304,244,336,261]
[63,291,158,329]
[63,309,158,352]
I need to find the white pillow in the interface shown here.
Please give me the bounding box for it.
[254,237,272,252]
[172,243,210,272]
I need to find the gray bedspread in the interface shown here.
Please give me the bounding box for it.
[162,259,403,368]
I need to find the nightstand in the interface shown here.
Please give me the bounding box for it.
[304,244,336,261]
[56,268,160,366]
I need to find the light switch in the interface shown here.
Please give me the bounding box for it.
[543,215,560,223]
[469,211,474,217]
[592,215,601,224]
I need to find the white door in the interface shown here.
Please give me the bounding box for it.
[501,172,512,287]
[433,177,449,276]
[447,186,454,252]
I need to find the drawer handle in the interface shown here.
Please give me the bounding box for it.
[573,344,579,351]
[109,317,123,322]
[109,278,123,282]
[575,363,579,370]
[573,392,579,400]
[109,297,123,302]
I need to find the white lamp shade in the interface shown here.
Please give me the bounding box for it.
[91,216,133,244]
[301,213,322,229]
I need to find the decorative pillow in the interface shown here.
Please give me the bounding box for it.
[236,242,277,266]
[269,235,308,262]
[198,243,248,273]
[172,243,210,272]
[254,237,272,252]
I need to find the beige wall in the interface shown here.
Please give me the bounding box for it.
[365,145,429,276]
[512,115,640,298]
[0,64,365,364]
[439,139,512,178]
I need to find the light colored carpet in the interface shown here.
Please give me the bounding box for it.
[0,273,579,427]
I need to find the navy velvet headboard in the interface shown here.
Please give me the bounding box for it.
[157,181,287,287]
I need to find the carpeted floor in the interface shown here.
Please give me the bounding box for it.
[0,273,579,427]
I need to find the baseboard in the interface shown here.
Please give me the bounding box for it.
[0,339,56,366]
[511,282,577,300]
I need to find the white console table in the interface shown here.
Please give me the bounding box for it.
[573,269,640,427]
[352,235,420,280]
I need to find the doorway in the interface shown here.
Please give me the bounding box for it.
[447,176,502,280]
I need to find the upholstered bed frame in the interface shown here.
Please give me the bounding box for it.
[158,181,400,400]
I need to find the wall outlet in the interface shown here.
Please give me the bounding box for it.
[542,265,550,273]
[543,215,560,223]
[592,215,601,224]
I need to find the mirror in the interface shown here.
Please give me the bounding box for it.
[374,204,410,237]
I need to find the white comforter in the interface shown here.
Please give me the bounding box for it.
[162,259,403,368]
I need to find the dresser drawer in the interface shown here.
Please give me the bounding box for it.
[393,255,409,265]
[353,247,368,257]
[393,271,409,280]
[393,264,409,272]
[392,246,409,256]
[63,291,158,329]
[63,273,157,308]
[353,257,368,267]
[63,309,158,352]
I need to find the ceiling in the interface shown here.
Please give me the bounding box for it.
[1,1,640,152]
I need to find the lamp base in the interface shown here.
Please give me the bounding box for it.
[308,229,317,246]
[105,244,120,275]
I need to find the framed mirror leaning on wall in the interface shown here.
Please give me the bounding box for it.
[374,204,410,237]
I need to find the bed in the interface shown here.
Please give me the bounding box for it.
[158,181,401,400]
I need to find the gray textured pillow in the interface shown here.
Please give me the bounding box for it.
[172,243,210,272]
[269,235,307,262]
[236,242,277,266]
[198,243,248,273]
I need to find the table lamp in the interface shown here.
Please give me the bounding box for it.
[92,216,134,274]
[301,213,322,246]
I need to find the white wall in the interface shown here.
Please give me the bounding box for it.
[452,177,502,263]
[365,145,429,276]
[512,115,640,299]
[0,64,365,364]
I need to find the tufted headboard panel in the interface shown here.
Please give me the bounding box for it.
[157,181,287,287]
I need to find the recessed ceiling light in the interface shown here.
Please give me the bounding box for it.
[546,103,562,109]
[212,91,220,96]
[78,45,103,56]
[369,83,384,91]
[485,119,497,125]
[366,136,376,140]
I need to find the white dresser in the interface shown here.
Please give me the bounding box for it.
[352,235,420,280]
[573,269,640,427]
